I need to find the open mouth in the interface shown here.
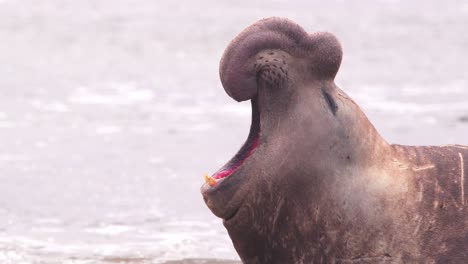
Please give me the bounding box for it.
[204,98,261,186]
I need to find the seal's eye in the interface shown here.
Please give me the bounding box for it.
[322,88,338,115]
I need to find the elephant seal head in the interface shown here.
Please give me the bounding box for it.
[201,17,388,263]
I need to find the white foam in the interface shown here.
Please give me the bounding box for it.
[0,155,28,162]
[219,103,251,116]
[463,3,468,14]
[155,227,238,262]
[186,123,215,132]
[148,157,164,164]
[153,101,250,118]
[0,251,28,264]
[0,121,14,128]
[164,220,213,228]
[351,82,468,115]
[31,227,64,233]
[69,84,154,105]
[95,125,122,135]
[162,167,178,179]
[34,218,62,225]
[30,100,69,113]
[84,224,133,236]
[131,127,153,134]
[0,220,239,263]
[353,93,468,114]
[35,141,48,148]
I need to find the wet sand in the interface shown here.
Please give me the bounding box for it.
[163,259,240,264]
[99,257,239,264]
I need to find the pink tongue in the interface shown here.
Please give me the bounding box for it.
[213,170,234,180]
[212,137,259,180]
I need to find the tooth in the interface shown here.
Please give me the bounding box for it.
[204,174,217,186]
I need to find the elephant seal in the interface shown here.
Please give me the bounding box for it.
[200,17,468,263]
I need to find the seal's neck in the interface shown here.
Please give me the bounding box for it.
[329,85,391,166]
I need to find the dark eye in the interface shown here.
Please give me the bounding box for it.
[322,88,338,115]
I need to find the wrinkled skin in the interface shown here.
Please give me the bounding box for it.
[201,17,468,263]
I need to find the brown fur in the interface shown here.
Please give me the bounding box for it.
[201,17,468,263]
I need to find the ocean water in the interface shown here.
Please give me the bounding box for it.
[0,0,467,263]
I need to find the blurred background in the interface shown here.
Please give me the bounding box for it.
[0,0,467,263]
